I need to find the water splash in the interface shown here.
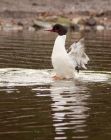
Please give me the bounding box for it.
[0,68,110,87]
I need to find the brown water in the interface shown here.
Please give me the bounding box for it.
[0,30,111,140]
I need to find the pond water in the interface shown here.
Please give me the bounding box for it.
[0,30,111,140]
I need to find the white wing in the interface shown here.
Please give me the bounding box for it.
[68,38,90,69]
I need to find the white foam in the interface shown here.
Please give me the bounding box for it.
[0,68,110,87]
[78,71,110,82]
[0,68,52,87]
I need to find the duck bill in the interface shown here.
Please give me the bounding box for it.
[44,29,54,32]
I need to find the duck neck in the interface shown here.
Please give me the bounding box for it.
[53,35,66,53]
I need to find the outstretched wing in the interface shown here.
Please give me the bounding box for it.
[68,38,90,69]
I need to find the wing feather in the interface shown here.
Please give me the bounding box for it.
[68,38,90,69]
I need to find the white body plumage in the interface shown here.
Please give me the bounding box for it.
[51,35,89,79]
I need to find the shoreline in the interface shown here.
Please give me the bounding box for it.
[0,0,111,32]
[0,11,111,32]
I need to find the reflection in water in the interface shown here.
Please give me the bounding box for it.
[50,80,90,139]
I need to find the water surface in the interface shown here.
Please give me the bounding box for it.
[0,30,111,140]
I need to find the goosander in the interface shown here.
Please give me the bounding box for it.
[46,24,89,79]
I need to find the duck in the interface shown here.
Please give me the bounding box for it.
[46,24,90,80]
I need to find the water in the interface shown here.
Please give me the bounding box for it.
[0,30,111,140]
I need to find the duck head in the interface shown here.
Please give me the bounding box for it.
[46,24,68,36]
